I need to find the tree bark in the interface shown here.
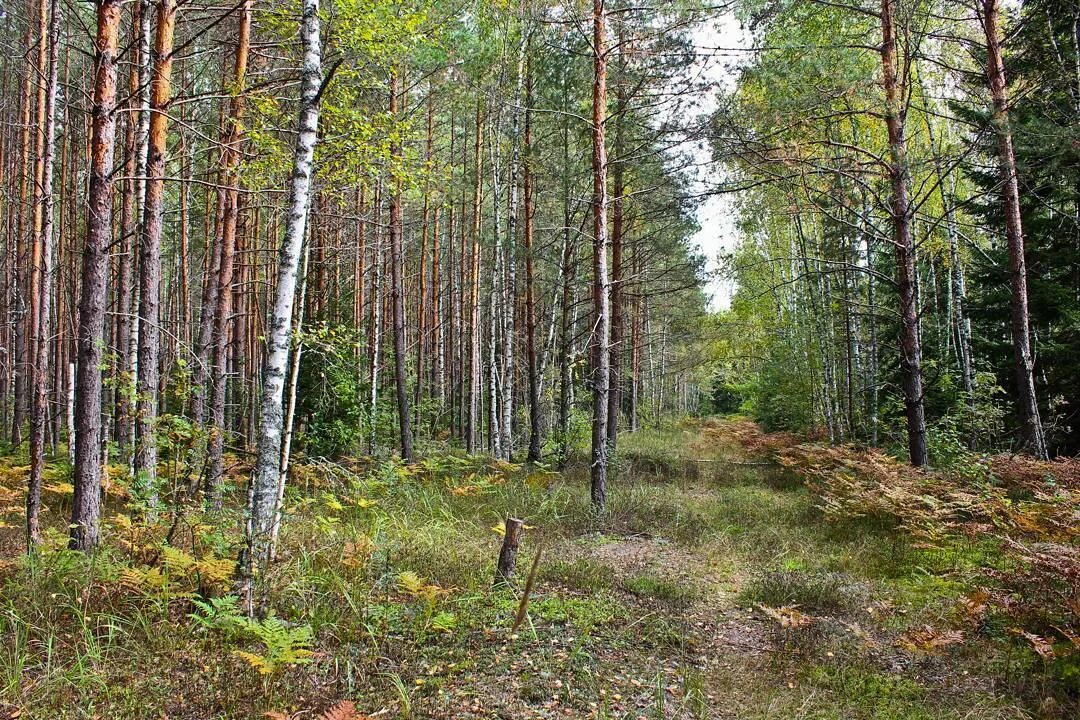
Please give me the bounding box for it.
[271,245,310,561]
[133,0,177,505]
[981,0,1048,458]
[71,0,123,552]
[28,0,61,547]
[388,70,415,463]
[880,0,927,467]
[590,0,611,508]
[207,0,253,499]
[607,48,625,450]
[467,101,483,454]
[494,517,525,585]
[246,0,322,585]
[523,62,541,463]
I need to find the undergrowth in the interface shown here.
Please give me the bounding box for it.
[0,420,1070,718]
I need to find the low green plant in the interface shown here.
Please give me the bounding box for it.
[231,615,315,676]
[539,557,615,591]
[188,595,244,634]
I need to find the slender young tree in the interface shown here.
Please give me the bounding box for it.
[467,101,483,454]
[27,0,61,547]
[133,0,177,504]
[246,0,322,587]
[207,0,254,498]
[590,0,612,507]
[388,69,415,463]
[523,61,542,463]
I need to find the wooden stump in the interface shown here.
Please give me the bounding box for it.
[494,517,525,585]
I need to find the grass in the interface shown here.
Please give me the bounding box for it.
[0,420,1066,719]
[739,569,870,614]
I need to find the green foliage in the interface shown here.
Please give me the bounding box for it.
[296,324,367,457]
[231,616,315,676]
[539,557,615,592]
[188,595,245,634]
[740,570,868,614]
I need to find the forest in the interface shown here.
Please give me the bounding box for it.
[0,0,1078,718]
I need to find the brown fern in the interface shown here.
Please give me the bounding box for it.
[320,700,364,720]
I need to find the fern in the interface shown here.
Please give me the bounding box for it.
[232,616,315,675]
[429,611,457,633]
[320,700,365,720]
[188,595,243,633]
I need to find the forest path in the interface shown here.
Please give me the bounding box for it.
[0,421,1033,720]
[383,420,1027,720]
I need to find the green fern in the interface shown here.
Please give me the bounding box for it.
[232,616,315,675]
[188,595,243,633]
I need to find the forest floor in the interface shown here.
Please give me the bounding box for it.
[0,419,1062,719]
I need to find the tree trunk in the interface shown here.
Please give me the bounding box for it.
[981,0,1048,458]
[368,185,384,454]
[207,0,253,499]
[245,0,322,587]
[590,0,611,509]
[494,517,525,585]
[501,23,529,460]
[557,74,573,466]
[467,101,483,454]
[271,245,310,561]
[388,70,415,463]
[133,0,177,506]
[880,0,927,467]
[70,0,122,552]
[28,0,61,547]
[10,19,34,449]
[523,63,541,463]
[416,94,432,433]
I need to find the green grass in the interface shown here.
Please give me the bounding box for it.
[739,569,870,613]
[622,573,701,606]
[0,422,1061,719]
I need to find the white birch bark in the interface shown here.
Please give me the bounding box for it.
[246,0,322,584]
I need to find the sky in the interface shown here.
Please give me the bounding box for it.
[683,13,749,312]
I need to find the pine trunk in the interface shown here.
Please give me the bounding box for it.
[981,0,1048,458]
[880,0,927,467]
[590,0,611,509]
[70,0,122,551]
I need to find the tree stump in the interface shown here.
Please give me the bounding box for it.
[494,517,525,585]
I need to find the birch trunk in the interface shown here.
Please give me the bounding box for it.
[590,0,611,509]
[246,0,322,582]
